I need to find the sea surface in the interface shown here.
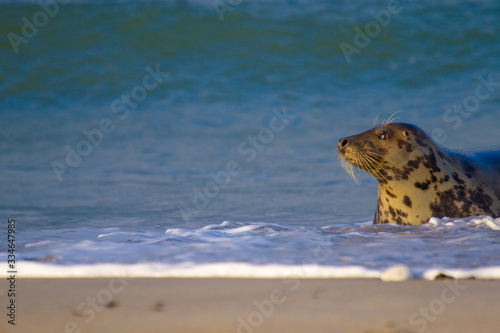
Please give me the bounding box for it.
[1,0,499,279]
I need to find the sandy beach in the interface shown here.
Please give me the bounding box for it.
[1,278,499,333]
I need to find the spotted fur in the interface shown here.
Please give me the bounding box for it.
[337,123,500,225]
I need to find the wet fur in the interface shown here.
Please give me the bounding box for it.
[338,123,500,225]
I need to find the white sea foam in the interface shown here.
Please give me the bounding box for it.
[2,216,499,279]
[24,240,53,248]
[3,262,381,279]
[3,262,500,280]
[381,265,413,281]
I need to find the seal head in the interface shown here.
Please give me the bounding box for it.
[338,123,500,225]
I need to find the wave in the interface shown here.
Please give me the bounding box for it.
[6,216,500,279]
[8,261,500,280]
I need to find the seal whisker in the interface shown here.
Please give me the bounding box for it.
[367,150,410,183]
[340,155,359,184]
[382,111,402,126]
[373,113,381,128]
[357,152,381,180]
[352,155,362,184]
[363,151,395,183]
[364,148,384,157]
[359,155,373,180]
[363,153,385,171]
[363,151,393,169]
[363,154,390,183]
[360,155,380,183]
[361,155,384,183]
[364,150,399,166]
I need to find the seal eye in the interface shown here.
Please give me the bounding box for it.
[378,131,390,141]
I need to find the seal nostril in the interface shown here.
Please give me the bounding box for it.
[341,139,349,148]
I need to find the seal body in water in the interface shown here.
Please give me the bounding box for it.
[337,123,500,225]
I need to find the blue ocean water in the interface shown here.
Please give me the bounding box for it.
[1,0,499,277]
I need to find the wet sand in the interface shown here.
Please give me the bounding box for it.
[1,278,499,333]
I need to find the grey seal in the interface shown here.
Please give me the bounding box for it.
[337,122,500,225]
